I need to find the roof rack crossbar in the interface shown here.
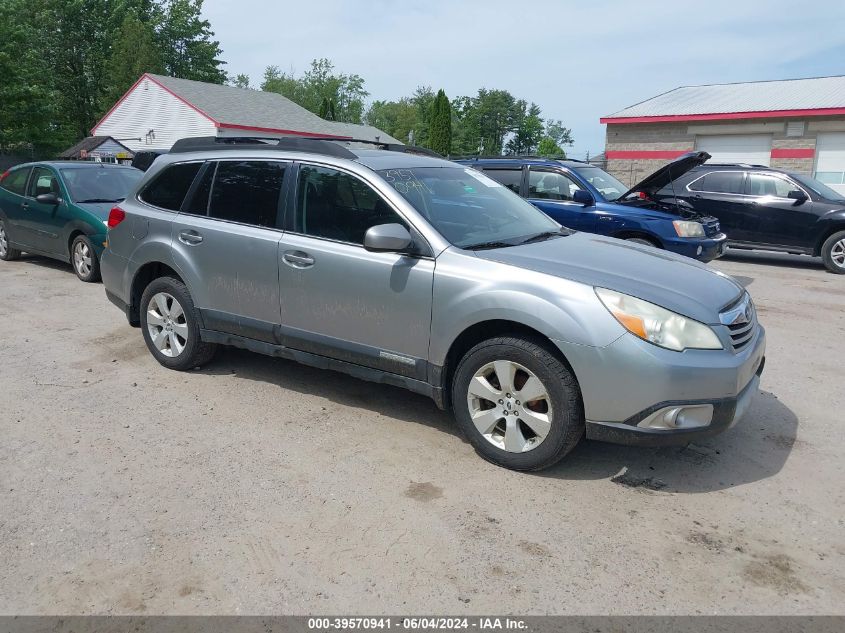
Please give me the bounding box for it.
[169,136,358,159]
[302,137,444,159]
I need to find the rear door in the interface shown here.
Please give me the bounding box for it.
[170,159,289,342]
[743,172,817,248]
[685,171,750,240]
[276,162,433,379]
[527,167,595,231]
[0,166,33,247]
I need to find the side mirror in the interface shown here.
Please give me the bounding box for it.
[787,189,808,203]
[35,192,60,205]
[572,189,594,206]
[363,223,413,253]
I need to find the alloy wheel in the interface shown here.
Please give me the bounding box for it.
[0,223,7,258]
[466,360,553,453]
[146,292,189,357]
[73,240,93,277]
[831,238,845,269]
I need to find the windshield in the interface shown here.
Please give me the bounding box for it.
[378,167,562,248]
[572,166,628,201]
[791,173,845,201]
[60,167,143,203]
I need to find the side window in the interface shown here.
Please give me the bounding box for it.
[482,169,522,194]
[296,165,406,244]
[0,167,31,195]
[141,162,202,210]
[208,161,285,227]
[746,173,801,198]
[528,170,582,201]
[27,167,60,198]
[691,171,744,194]
[182,163,215,216]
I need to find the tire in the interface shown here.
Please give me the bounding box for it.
[821,230,845,274]
[71,235,101,282]
[0,219,21,261]
[626,236,658,248]
[451,336,584,471]
[139,276,217,370]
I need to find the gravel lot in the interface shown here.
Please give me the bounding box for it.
[1,249,843,615]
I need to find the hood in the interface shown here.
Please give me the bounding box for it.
[474,232,743,324]
[75,201,114,222]
[621,151,711,199]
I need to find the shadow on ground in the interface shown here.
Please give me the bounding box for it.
[722,248,826,271]
[205,348,797,494]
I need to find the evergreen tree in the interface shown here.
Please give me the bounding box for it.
[159,0,226,83]
[106,14,164,105]
[428,89,452,155]
[319,97,337,121]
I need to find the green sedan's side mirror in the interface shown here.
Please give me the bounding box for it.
[35,192,60,205]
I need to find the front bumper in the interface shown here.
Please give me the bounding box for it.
[664,233,727,262]
[554,323,766,447]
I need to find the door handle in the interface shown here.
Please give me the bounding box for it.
[178,230,203,245]
[21,203,29,210]
[282,250,315,268]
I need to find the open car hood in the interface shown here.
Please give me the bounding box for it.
[621,151,711,199]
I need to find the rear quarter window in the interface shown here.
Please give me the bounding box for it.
[139,162,203,211]
[0,167,31,195]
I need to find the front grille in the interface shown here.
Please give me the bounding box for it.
[720,293,757,352]
[701,216,721,237]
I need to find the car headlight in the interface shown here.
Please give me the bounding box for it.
[673,220,705,238]
[595,288,722,351]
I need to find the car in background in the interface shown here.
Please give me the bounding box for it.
[457,152,727,262]
[649,163,845,274]
[0,161,143,281]
[100,136,764,471]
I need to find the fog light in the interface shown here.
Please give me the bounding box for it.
[696,245,703,256]
[637,404,713,430]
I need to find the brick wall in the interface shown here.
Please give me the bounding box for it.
[603,116,845,186]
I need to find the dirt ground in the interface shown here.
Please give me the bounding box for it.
[0,248,843,615]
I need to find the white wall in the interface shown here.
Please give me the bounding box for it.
[93,77,216,151]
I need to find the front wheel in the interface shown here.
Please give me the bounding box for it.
[71,235,101,282]
[0,219,21,261]
[451,336,584,471]
[140,276,217,370]
[821,230,845,274]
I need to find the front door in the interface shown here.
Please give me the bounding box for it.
[685,170,751,241]
[277,163,434,380]
[743,172,817,249]
[25,166,66,255]
[527,168,595,231]
[170,160,288,342]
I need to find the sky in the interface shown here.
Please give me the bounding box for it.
[203,0,845,159]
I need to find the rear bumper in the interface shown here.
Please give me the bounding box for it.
[663,233,727,262]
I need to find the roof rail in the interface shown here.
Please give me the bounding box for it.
[450,154,581,162]
[170,136,358,159]
[306,137,444,159]
[703,163,770,168]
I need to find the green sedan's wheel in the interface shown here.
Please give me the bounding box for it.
[0,220,22,261]
[71,235,101,282]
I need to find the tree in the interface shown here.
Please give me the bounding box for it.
[318,97,337,121]
[228,73,251,89]
[544,120,574,148]
[159,0,226,83]
[537,137,565,158]
[428,89,452,155]
[261,58,368,123]
[106,14,164,105]
[364,99,418,144]
[506,101,543,155]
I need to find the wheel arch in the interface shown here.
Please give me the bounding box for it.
[611,229,663,247]
[128,262,185,326]
[814,222,845,256]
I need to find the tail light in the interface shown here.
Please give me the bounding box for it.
[107,206,126,228]
[0,170,10,183]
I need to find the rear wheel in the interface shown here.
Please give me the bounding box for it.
[140,276,217,370]
[451,336,584,471]
[821,230,845,274]
[71,235,101,282]
[0,220,21,261]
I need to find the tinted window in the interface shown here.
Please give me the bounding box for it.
[482,169,522,194]
[27,167,60,198]
[378,167,560,248]
[0,167,31,195]
[61,167,143,203]
[746,173,801,198]
[141,162,202,210]
[296,165,405,243]
[689,171,744,194]
[528,169,582,201]
[209,161,285,227]
[182,163,215,215]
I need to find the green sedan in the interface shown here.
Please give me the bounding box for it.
[0,161,142,282]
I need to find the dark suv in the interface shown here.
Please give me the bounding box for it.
[652,164,845,273]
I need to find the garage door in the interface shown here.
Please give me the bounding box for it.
[695,134,772,166]
[815,132,845,196]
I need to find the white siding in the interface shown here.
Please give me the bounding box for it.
[93,77,216,151]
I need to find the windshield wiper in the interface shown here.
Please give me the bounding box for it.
[75,198,121,204]
[464,240,518,251]
[518,228,574,245]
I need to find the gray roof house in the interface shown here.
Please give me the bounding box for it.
[91,73,402,152]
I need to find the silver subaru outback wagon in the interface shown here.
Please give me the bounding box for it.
[101,137,765,471]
